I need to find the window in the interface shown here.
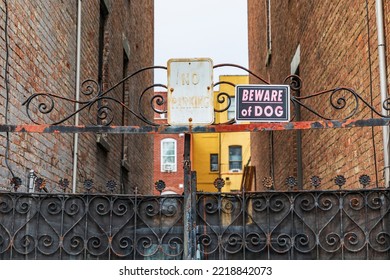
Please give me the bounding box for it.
[161,139,177,172]
[97,0,109,126]
[229,146,242,171]
[227,97,236,120]
[210,154,219,172]
[266,0,272,52]
[98,0,109,89]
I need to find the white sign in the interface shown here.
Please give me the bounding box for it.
[167,58,214,125]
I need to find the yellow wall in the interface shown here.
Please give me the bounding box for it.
[193,75,251,192]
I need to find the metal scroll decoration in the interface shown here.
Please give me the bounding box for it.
[0,191,184,260]
[196,189,390,260]
[0,188,389,259]
[22,66,169,126]
[21,63,390,127]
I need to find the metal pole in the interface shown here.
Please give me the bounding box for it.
[375,0,390,187]
[183,133,196,259]
[72,0,82,193]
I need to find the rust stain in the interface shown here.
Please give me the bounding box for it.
[3,118,390,134]
[15,124,50,133]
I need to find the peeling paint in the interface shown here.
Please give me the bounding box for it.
[0,118,389,134]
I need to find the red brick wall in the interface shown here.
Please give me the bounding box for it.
[248,0,388,190]
[0,0,154,193]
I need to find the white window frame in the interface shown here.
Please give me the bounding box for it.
[161,138,177,172]
[227,96,236,120]
[229,145,242,171]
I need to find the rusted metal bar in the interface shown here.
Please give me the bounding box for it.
[1,117,390,134]
[183,133,195,259]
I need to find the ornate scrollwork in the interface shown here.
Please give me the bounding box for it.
[374,232,390,251]
[23,66,169,126]
[1,188,390,259]
[367,192,383,210]
[223,233,243,254]
[81,79,100,97]
[324,232,342,251]
[269,195,288,213]
[221,197,238,214]
[251,195,267,212]
[202,195,219,214]
[151,93,167,114]
[271,233,292,253]
[162,236,183,257]
[245,232,267,252]
[0,194,13,214]
[346,194,365,211]
[47,201,62,215]
[294,233,310,249]
[112,200,129,217]
[64,199,82,216]
[284,74,302,92]
[197,234,218,254]
[161,197,181,217]
[37,234,57,252]
[136,235,159,257]
[317,193,338,211]
[14,234,36,254]
[118,236,133,250]
[295,193,316,212]
[15,197,32,214]
[95,201,110,216]
[68,235,84,251]
[20,63,390,127]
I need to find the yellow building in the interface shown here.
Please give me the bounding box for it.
[192,75,251,192]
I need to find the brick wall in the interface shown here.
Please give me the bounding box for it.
[248,0,388,190]
[0,0,154,194]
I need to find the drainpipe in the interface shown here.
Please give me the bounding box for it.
[376,0,389,187]
[72,0,82,193]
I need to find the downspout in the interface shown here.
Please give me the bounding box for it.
[72,0,82,193]
[376,0,389,187]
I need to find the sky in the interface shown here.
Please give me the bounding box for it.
[154,0,248,85]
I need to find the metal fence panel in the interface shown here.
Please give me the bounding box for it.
[196,190,390,260]
[0,193,184,260]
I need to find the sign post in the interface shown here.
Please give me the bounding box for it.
[235,84,290,122]
[167,58,214,125]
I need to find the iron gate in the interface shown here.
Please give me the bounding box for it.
[1,184,390,259]
[1,64,390,259]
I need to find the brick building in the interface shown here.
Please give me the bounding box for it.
[0,0,154,194]
[248,0,389,189]
[152,91,185,195]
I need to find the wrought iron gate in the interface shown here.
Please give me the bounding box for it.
[1,64,390,260]
[1,184,389,259]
